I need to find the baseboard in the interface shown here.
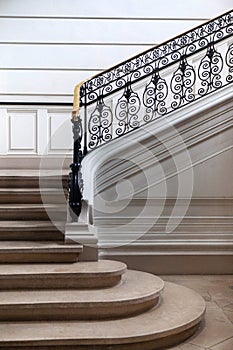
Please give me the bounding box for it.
[99,248,233,274]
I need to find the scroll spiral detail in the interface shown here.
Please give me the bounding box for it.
[115,83,141,136]
[143,69,168,123]
[198,43,223,96]
[170,56,196,109]
[88,96,113,149]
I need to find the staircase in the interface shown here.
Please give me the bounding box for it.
[0,170,205,349]
[69,9,233,274]
[3,9,233,349]
[0,268,205,350]
[0,170,82,262]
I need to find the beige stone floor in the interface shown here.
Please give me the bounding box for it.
[160,275,233,350]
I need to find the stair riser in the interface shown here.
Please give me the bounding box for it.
[0,275,122,290]
[0,297,159,321]
[0,253,78,263]
[0,210,66,221]
[0,178,68,189]
[0,323,201,350]
[0,230,64,241]
[0,194,67,204]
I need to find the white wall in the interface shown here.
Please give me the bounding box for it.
[0,0,232,103]
[0,106,72,158]
[0,0,232,158]
[83,85,233,273]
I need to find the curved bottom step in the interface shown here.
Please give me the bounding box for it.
[0,282,206,349]
[0,270,164,321]
[0,260,127,290]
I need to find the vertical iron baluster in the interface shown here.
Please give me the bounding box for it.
[226,43,233,82]
[84,84,88,156]
[68,10,232,219]
[198,42,223,96]
[68,116,83,222]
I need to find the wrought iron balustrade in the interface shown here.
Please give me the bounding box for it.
[68,9,233,221]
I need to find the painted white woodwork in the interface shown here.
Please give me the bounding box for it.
[48,111,73,152]
[37,109,49,155]
[0,109,8,155]
[0,18,204,44]
[0,70,94,96]
[0,0,232,272]
[0,0,231,19]
[0,107,72,156]
[0,0,232,102]
[80,84,233,273]
[8,111,37,153]
[0,44,153,69]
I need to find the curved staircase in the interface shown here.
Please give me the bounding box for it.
[0,171,205,349]
[0,259,205,350]
[5,8,232,348]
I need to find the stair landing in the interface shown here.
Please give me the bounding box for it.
[0,280,205,349]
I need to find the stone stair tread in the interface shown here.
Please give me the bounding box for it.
[0,205,66,222]
[0,270,162,303]
[0,170,68,177]
[0,221,65,243]
[0,188,64,193]
[0,259,126,277]
[0,260,126,290]
[0,282,205,348]
[0,170,68,189]
[0,221,64,230]
[0,189,67,204]
[0,270,163,305]
[0,241,82,253]
[0,204,66,209]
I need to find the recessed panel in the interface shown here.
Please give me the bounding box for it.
[9,112,37,152]
[49,112,72,152]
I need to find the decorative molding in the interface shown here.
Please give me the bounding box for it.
[65,222,98,261]
[48,110,73,153]
[8,111,37,153]
[0,106,73,157]
[81,86,233,273]
[82,84,233,203]
[98,252,233,274]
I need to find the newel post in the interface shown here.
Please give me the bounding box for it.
[68,83,85,222]
[68,116,83,221]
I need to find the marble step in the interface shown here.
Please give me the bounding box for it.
[0,282,205,349]
[0,270,163,321]
[0,204,66,221]
[0,188,67,204]
[0,241,82,263]
[0,221,64,241]
[0,170,68,188]
[0,260,127,290]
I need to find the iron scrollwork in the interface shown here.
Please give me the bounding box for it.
[115,78,141,136]
[198,42,223,96]
[171,55,196,109]
[80,10,232,109]
[143,64,168,123]
[226,42,233,82]
[88,93,113,150]
[68,117,84,222]
[81,10,232,153]
[70,10,233,218]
